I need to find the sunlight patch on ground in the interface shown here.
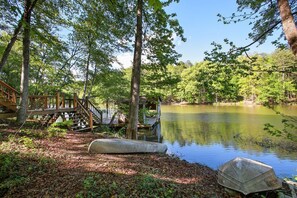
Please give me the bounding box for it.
[153,174,201,184]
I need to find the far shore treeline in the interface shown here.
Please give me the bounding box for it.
[1,40,296,106]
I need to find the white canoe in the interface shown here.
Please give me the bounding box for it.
[88,138,167,154]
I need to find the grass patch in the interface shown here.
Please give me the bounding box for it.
[136,174,177,197]
[93,125,126,138]
[76,174,177,198]
[76,175,127,198]
[47,120,72,138]
[0,152,55,197]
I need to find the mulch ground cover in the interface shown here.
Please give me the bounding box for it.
[0,120,293,197]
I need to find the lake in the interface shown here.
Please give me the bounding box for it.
[160,104,297,178]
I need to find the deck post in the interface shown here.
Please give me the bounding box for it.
[12,91,16,103]
[85,96,89,108]
[73,93,77,109]
[62,93,65,108]
[143,103,146,124]
[157,98,161,121]
[89,110,93,131]
[56,92,60,110]
[44,96,48,110]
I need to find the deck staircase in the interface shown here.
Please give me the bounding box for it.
[0,80,18,113]
[0,80,103,132]
[40,113,60,126]
[0,96,17,112]
[70,99,102,132]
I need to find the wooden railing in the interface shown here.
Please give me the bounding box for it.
[1,80,101,130]
[77,99,93,130]
[27,93,77,111]
[84,97,102,124]
[0,80,19,104]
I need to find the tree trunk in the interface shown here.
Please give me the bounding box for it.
[87,64,97,98]
[277,0,297,56]
[126,0,143,139]
[0,16,23,72]
[82,49,91,99]
[17,0,32,124]
[0,0,38,72]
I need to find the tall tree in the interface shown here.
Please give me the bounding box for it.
[17,0,34,123]
[0,0,37,72]
[126,0,143,139]
[72,0,134,99]
[126,0,185,139]
[277,0,297,56]
[217,0,297,56]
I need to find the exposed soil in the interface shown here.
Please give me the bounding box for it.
[0,121,293,197]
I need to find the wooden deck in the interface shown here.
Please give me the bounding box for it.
[0,79,161,133]
[0,80,103,131]
[27,108,76,115]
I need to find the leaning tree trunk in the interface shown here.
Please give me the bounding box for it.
[0,16,23,72]
[0,0,38,72]
[126,0,143,139]
[17,0,32,124]
[82,48,91,100]
[277,0,297,56]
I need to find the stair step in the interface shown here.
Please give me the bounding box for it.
[74,127,92,132]
[71,126,83,129]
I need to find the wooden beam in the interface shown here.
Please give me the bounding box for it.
[62,94,65,108]
[56,92,60,110]
[89,110,93,131]
[73,93,77,108]
[0,113,17,118]
[44,96,48,110]
[27,108,75,115]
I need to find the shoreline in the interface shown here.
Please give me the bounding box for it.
[163,101,297,106]
[0,120,296,197]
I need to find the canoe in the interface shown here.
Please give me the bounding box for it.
[218,157,282,195]
[88,138,167,154]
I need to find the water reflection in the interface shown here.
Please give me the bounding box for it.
[160,105,297,178]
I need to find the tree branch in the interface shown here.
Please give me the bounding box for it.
[235,11,297,53]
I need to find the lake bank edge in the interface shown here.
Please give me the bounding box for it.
[0,127,294,197]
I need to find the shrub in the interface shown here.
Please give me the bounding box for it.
[136,174,177,197]
[51,120,73,129]
[47,127,67,138]
[76,174,177,198]
[47,120,72,138]
[19,137,35,149]
[76,175,126,198]
[0,153,28,196]
[0,152,55,197]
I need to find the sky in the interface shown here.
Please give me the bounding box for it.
[116,0,283,68]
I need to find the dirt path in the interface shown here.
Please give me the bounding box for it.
[3,131,230,197]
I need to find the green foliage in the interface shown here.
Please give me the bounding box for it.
[0,153,27,191]
[91,69,130,104]
[47,120,71,138]
[158,49,297,105]
[77,174,177,198]
[51,120,73,129]
[76,175,126,198]
[217,0,289,46]
[94,125,126,138]
[47,127,67,138]
[19,136,36,149]
[264,107,297,142]
[0,152,55,196]
[136,174,177,197]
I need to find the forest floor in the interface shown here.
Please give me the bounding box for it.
[0,119,294,198]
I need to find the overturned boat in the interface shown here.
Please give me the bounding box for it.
[88,138,167,154]
[218,157,282,195]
